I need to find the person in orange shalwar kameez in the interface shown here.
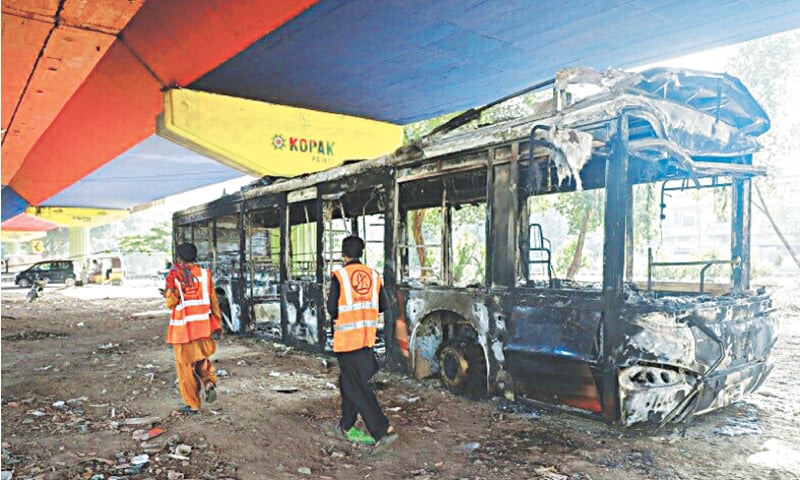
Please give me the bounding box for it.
[164,243,223,414]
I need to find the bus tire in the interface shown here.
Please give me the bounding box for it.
[437,336,487,398]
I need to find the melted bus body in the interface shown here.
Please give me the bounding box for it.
[173,67,776,426]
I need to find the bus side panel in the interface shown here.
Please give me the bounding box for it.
[505,303,604,413]
[282,281,324,350]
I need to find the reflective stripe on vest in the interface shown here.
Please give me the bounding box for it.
[334,319,379,332]
[332,264,380,353]
[167,268,213,344]
[170,269,210,326]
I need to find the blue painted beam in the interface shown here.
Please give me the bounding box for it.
[1,186,29,221]
[41,135,245,210]
[192,0,800,124]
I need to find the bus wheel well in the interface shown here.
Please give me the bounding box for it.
[411,310,482,380]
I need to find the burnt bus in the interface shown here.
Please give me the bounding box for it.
[173,67,777,426]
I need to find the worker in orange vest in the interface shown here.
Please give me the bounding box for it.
[163,242,223,415]
[327,236,398,452]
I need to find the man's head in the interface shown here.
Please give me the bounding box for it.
[175,243,198,263]
[341,235,365,261]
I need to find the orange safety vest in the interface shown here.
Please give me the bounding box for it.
[332,263,380,353]
[166,267,219,345]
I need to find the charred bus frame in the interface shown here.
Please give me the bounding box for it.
[173,67,777,426]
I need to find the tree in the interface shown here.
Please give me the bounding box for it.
[552,191,604,279]
[117,221,171,254]
[43,228,69,259]
[725,29,800,272]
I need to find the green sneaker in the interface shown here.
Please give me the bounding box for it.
[346,427,376,445]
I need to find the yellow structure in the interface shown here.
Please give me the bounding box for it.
[158,89,403,177]
[1,230,47,243]
[26,207,128,228]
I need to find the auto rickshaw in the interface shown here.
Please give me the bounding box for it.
[88,254,125,285]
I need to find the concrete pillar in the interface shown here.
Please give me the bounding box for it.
[69,227,91,280]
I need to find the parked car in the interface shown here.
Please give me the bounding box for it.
[15,260,76,288]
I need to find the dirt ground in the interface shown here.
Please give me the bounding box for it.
[2,281,799,480]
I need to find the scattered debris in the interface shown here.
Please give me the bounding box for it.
[167,453,190,461]
[533,466,568,480]
[298,467,312,475]
[269,371,281,377]
[174,445,192,456]
[52,401,66,410]
[122,416,161,426]
[133,427,164,441]
[456,442,481,453]
[34,365,52,371]
[4,330,68,341]
[399,395,420,403]
[216,369,230,377]
[273,386,299,393]
[76,322,86,327]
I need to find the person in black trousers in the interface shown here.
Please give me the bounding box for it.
[327,236,397,452]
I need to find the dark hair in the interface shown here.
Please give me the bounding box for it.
[175,243,198,263]
[341,236,365,259]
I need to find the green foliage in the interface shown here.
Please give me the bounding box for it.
[453,239,486,286]
[403,89,551,142]
[633,184,658,246]
[725,29,800,224]
[452,204,487,285]
[44,229,70,259]
[552,190,603,235]
[117,221,171,254]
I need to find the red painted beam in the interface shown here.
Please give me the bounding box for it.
[122,0,318,86]
[1,14,52,134]
[2,26,115,184]
[61,0,145,34]
[7,0,317,203]
[1,0,59,22]
[8,42,162,205]
[1,212,58,231]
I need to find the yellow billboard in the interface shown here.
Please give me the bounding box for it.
[26,207,128,228]
[158,89,403,177]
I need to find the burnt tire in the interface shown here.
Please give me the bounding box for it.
[437,337,487,398]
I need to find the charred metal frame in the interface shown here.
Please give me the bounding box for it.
[173,67,777,426]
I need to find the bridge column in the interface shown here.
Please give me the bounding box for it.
[69,227,91,280]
